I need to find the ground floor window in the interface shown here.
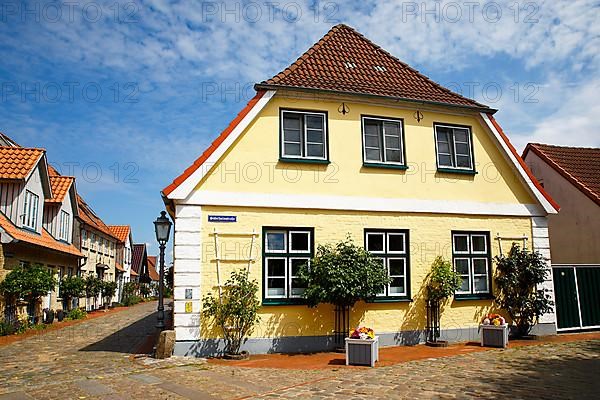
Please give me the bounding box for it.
[364,229,410,300]
[452,231,492,298]
[263,227,313,302]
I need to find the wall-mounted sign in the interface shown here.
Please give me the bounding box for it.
[185,302,192,313]
[208,215,237,223]
[185,288,193,299]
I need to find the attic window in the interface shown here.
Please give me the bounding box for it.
[374,65,386,72]
[344,61,356,69]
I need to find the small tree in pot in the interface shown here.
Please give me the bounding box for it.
[84,275,102,310]
[101,281,117,310]
[494,245,554,337]
[425,257,462,346]
[60,276,84,311]
[297,236,390,348]
[202,269,261,358]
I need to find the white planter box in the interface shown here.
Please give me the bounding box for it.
[345,336,379,367]
[480,324,509,348]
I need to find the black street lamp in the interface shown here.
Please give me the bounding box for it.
[153,211,172,331]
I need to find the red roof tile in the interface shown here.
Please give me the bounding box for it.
[131,243,146,274]
[46,176,74,203]
[0,211,83,257]
[0,147,44,180]
[256,24,489,109]
[115,262,125,272]
[524,143,600,207]
[147,256,159,282]
[108,225,131,243]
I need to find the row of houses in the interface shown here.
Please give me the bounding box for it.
[163,24,599,356]
[0,132,159,318]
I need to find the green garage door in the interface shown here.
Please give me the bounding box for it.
[553,266,600,330]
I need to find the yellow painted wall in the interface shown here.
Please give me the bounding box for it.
[196,94,535,206]
[199,205,533,339]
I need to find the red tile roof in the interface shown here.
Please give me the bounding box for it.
[108,225,131,243]
[131,243,146,275]
[77,195,119,240]
[115,262,125,272]
[162,90,267,196]
[0,211,83,257]
[46,176,74,203]
[524,143,600,207]
[256,24,489,110]
[0,147,44,180]
[147,256,159,281]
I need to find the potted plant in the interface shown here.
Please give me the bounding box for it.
[494,245,554,338]
[425,257,462,347]
[345,326,379,367]
[59,275,84,311]
[84,275,102,310]
[202,269,261,359]
[480,313,508,347]
[101,281,118,310]
[297,235,390,352]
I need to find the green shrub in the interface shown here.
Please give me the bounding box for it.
[0,320,15,336]
[66,308,87,320]
[60,276,85,311]
[123,295,142,307]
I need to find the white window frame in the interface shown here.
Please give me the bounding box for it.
[453,234,471,254]
[387,232,407,254]
[265,231,287,254]
[82,230,88,248]
[471,234,488,255]
[59,210,70,241]
[472,258,490,294]
[265,257,287,299]
[289,231,311,254]
[454,257,472,295]
[22,190,39,230]
[280,110,327,161]
[289,257,310,298]
[362,117,405,165]
[387,257,407,297]
[366,232,386,254]
[435,124,474,171]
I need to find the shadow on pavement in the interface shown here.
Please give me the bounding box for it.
[79,303,173,354]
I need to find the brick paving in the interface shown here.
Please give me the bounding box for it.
[0,302,598,399]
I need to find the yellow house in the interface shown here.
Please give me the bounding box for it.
[162,24,559,356]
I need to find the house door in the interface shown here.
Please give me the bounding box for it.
[553,266,600,331]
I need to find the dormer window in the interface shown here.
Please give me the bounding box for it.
[22,190,39,230]
[59,210,70,241]
[374,65,386,72]
[280,110,328,162]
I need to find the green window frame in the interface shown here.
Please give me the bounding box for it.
[280,109,328,162]
[434,123,475,173]
[452,231,492,299]
[263,227,314,304]
[361,116,407,168]
[364,229,411,300]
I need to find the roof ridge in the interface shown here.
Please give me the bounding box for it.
[531,142,600,151]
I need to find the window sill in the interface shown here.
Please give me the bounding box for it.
[279,158,330,165]
[454,294,494,301]
[362,163,409,171]
[437,168,478,175]
[262,298,307,306]
[367,297,413,303]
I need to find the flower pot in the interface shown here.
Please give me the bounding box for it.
[480,324,509,348]
[345,336,379,367]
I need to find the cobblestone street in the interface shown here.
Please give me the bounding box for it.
[0,301,599,399]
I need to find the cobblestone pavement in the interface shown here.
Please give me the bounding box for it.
[0,303,598,399]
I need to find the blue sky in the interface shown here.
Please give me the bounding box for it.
[1,0,599,259]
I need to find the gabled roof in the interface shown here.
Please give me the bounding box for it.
[256,24,490,110]
[46,176,75,203]
[523,143,600,207]
[147,256,159,281]
[77,195,119,240]
[131,243,146,274]
[0,211,83,257]
[0,147,45,180]
[108,225,131,243]
[0,132,20,147]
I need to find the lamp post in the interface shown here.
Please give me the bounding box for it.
[153,211,172,331]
